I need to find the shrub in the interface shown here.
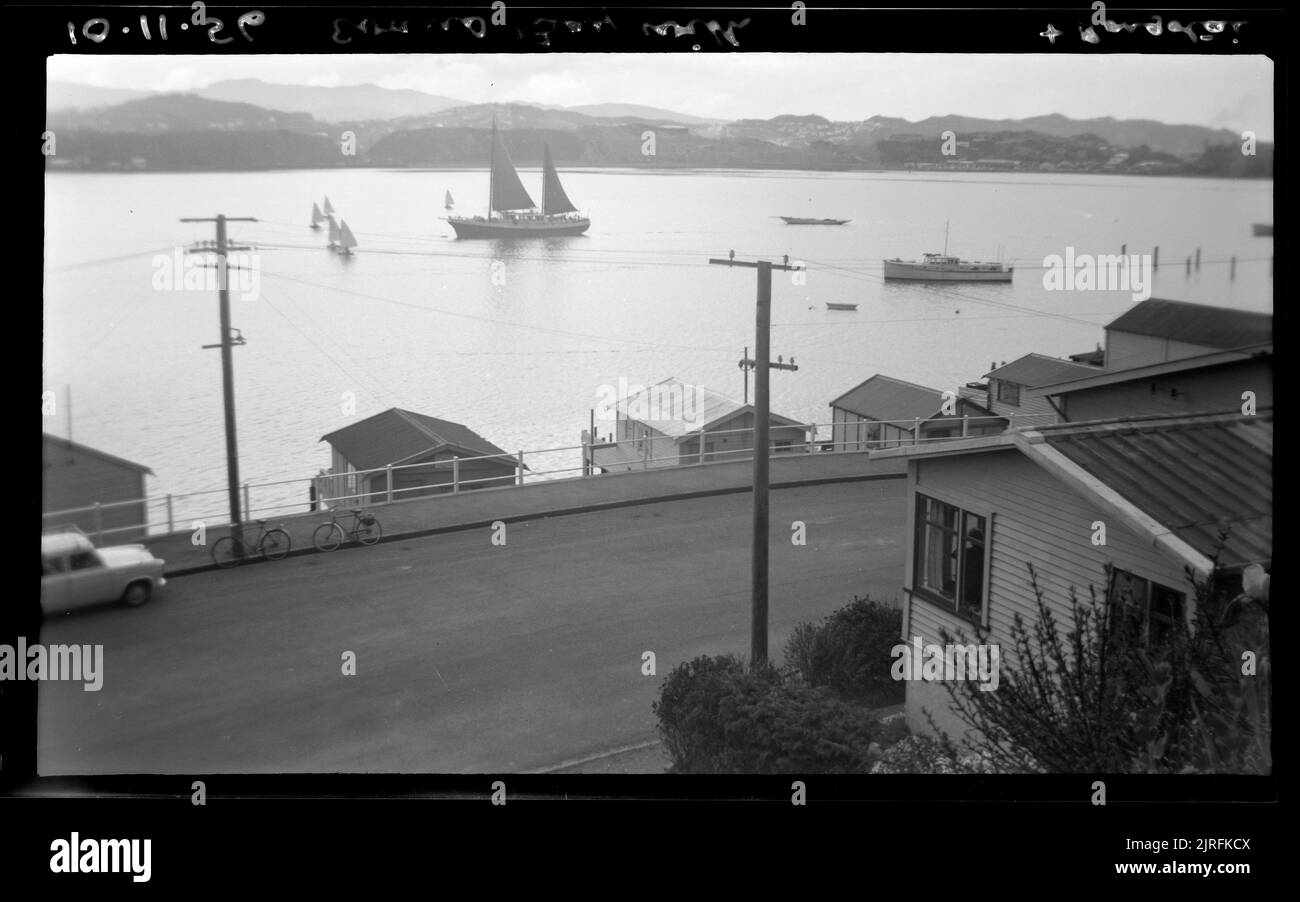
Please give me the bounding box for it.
[939,559,1270,775]
[784,595,904,707]
[869,734,1028,775]
[653,654,878,773]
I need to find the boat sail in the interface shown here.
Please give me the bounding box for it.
[446,119,590,239]
[323,196,336,216]
[310,202,325,230]
[445,190,454,210]
[327,215,341,249]
[337,220,358,256]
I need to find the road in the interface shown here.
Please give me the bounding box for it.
[37,479,905,774]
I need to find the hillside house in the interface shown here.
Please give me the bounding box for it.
[984,354,1103,424]
[1102,298,1272,370]
[1029,343,1272,422]
[871,410,1272,741]
[830,374,1003,450]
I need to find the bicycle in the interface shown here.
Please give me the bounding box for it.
[313,508,383,552]
[211,520,293,568]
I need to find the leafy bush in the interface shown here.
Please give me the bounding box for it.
[653,654,878,773]
[939,559,1270,775]
[784,595,904,707]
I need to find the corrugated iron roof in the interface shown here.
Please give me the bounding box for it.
[1105,298,1273,349]
[1040,411,1272,568]
[986,353,1104,387]
[618,377,806,438]
[1028,343,1273,397]
[321,408,512,470]
[830,374,946,422]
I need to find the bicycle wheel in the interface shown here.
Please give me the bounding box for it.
[211,535,247,568]
[313,522,344,552]
[262,528,292,561]
[357,518,382,546]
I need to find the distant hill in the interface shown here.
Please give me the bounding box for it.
[564,103,722,126]
[195,79,467,122]
[46,93,321,134]
[42,92,1266,177]
[47,81,154,112]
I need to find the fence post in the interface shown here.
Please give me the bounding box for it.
[93,502,103,543]
[453,457,460,493]
[167,494,174,534]
[517,451,525,485]
[386,465,393,504]
[699,427,707,464]
[243,483,251,520]
[913,417,921,445]
[962,415,969,438]
[1009,412,1017,431]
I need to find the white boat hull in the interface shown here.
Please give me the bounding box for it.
[883,260,1013,281]
[447,215,590,239]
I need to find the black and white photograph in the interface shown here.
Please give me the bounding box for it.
[9,4,1281,876]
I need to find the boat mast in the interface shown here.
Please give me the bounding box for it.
[488,117,496,221]
[540,144,546,216]
[944,219,950,256]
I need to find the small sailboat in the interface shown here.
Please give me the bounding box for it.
[323,196,336,217]
[446,119,590,239]
[825,302,858,311]
[310,202,325,230]
[327,215,340,250]
[445,190,455,211]
[337,220,358,256]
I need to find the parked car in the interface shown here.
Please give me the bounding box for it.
[40,531,166,615]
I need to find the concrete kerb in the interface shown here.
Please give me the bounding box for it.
[162,470,906,578]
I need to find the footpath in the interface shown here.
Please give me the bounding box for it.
[147,451,907,576]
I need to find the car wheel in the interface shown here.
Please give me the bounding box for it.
[122,581,152,607]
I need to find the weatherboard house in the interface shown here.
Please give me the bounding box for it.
[317,408,522,507]
[829,374,1003,450]
[871,409,1272,741]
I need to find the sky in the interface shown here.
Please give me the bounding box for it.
[48,53,1274,137]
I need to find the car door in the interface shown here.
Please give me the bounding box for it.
[41,555,68,614]
[63,549,113,610]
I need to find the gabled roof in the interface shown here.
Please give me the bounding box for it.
[1035,412,1271,569]
[320,408,513,470]
[871,410,1272,573]
[830,374,948,422]
[618,377,806,439]
[1105,298,1273,349]
[43,434,154,475]
[1027,343,1273,398]
[985,353,1104,387]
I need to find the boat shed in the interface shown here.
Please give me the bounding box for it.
[318,408,522,506]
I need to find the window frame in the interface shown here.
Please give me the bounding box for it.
[1106,568,1187,646]
[995,379,1021,406]
[911,491,992,628]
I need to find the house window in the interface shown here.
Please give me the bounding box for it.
[995,380,1021,406]
[1108,569,1186,645]
[913,494,986,622]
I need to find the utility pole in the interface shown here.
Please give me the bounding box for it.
[740,349,798,406]
[181,213,257,548]
[710,251,801,669]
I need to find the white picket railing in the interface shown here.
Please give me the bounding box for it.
[41,413,1055,541]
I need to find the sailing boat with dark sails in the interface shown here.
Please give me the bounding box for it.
[446,121,590,239]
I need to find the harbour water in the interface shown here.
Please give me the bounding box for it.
[43,168,1272,522]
